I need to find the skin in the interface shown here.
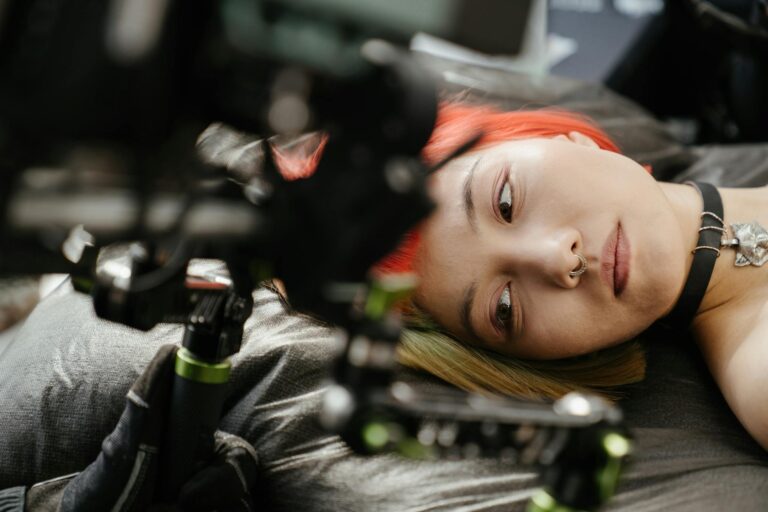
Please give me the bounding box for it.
[692,187,768,450]
[414,132,768,449]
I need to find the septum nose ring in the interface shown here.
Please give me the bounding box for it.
[569,253,588,278]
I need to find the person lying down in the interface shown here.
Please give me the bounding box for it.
[331,102,768,452]
[3,100,768,511]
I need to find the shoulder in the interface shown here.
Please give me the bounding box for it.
[694,301,768,450]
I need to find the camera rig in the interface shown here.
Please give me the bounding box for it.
[0,1,629,510]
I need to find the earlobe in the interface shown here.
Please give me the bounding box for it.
[565,131,600,149]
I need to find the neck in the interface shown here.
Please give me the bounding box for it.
[702,187,768,316]
[657,182,704,318]
[659,182,768,327]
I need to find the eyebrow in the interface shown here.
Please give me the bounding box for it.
[462,156,482,232]
[459,280,482,343]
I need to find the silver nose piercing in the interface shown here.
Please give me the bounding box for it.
[569,253,588,278]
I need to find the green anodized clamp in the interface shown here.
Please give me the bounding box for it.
[527,430,631,512]
[364,273,417,321]
[597,431,631,502]
[71,276,94,294]
[174,347,231,384]
[361,420,435,459]
[528,491,581,512]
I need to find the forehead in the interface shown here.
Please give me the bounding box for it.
[441,138,551,173]
[424,137,556,218]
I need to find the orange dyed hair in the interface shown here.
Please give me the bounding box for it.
[372,102,621,276]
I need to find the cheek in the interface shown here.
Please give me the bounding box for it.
[523,275,667,360]
[631,252,683,322]
[412,257,474,336]
[520,291,625,359]
[630,208,689,318]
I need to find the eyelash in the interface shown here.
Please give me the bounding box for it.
[498,169,513,222]
[495,286,513,331]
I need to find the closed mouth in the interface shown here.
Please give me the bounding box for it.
[601,223,630,297]
[614,223,630,296]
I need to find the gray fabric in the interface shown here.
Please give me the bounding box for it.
[672,144,768,187]
[0,486,25,512]
[2,273,768,511]
[0,288,170,486]
[610,335,768,511]
[0,286,540,511]
[26,477,72,512]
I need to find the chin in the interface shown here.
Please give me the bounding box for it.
[632,220,689,321]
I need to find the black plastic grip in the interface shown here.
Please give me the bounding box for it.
[158,369,228,502]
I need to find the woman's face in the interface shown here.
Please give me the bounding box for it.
[414,134,688,359]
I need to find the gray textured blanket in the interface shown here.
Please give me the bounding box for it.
[1,275,767,511]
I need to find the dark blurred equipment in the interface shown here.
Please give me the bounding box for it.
[0,1,629,510]
[550,0,768,144]
[671,0,768,142]
[685,0,768,141]
[23,345,260,512]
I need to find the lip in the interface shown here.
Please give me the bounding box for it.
[614,224,630,296]
[601,223,631,296]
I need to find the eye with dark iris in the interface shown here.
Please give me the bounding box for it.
[499,182,512,222]
[496,286,512,328]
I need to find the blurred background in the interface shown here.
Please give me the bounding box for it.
[416,0,768,144]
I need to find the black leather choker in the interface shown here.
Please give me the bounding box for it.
[662,181,724,330]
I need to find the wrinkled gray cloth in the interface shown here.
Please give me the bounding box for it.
[1,285,541,511]
[673,144,768,187]
[1,274,768,511]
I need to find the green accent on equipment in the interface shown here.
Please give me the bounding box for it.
[603,432,631,457]
[249,259,274,284]
[527,430,631,512]
[174,347,231,384]
[396,438,435,460]
[527,490,580,512]
[71,276,93,293]
[597,431,631,502]
[365,274,417,321]
[362,422,390,451]
[528,490,556,512]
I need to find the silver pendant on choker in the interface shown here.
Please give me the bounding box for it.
[723,222,768,266]
[693,210,768,267]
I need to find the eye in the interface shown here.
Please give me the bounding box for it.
[498,181,513,222]
[495,286,512,329]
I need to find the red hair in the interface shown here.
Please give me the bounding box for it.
[419,103,620,167]
[273,102,621,276]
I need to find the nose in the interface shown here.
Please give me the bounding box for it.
[498,226,585,288]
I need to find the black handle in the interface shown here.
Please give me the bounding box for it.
[158,349,230,502]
